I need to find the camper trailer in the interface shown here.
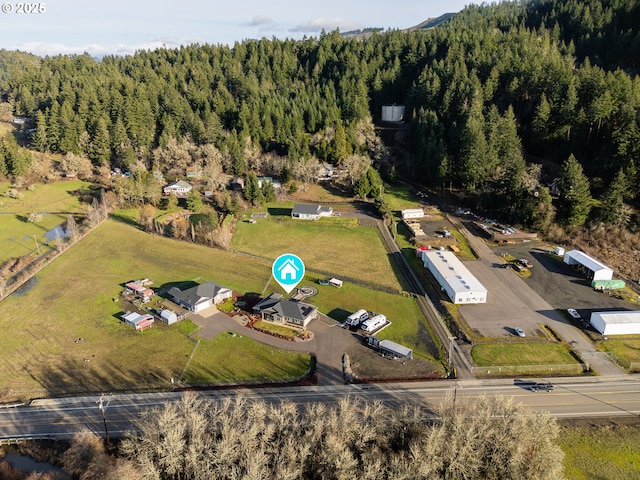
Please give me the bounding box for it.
[360,314,387,333]
[346,309,369,327]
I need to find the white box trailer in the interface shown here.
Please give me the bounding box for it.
[361,314,387,332]
[346,309,369,327]
[401,208,424,220]
[590,311,640,335]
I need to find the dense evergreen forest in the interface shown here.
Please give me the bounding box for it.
[1,0,640,231]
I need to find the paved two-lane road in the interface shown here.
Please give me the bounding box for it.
[2,376,640,442]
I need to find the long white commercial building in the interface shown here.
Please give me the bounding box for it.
[421,250,487,304]
[590,311,640,335]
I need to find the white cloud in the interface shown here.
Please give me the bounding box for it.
[249,16,274,27]
[8,39,192,58]
[247,15,281,33]
[290,16,362,33]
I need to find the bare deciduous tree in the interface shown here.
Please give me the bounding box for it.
[117,393,563,480]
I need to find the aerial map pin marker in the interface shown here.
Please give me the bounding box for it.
[272,253,305,294]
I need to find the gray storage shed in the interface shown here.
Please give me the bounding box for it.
[379,340,413,359]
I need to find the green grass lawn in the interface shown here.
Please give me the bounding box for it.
[252,321,299,339]
[472,342,579,366]
[232,204,405,293]
[0,180,91,263]
[0,220,309,399]
[183,333,311,384]
[559,424,640,480]
[383,183,424,212]
[601,338,640,369]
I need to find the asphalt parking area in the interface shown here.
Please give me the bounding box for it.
[493,242,632,317]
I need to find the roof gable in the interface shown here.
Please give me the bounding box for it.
[170,281,231,307]
[253,293,317,321]
[292,204,322,216]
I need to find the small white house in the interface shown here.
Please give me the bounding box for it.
[160,309,179,325]
[329,278,343,288]
[291,204,333,220]
[163,180,193,196]
[590,311,640,335]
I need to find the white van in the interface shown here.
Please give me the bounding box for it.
[360,314,386,332]
[346,309,368,327]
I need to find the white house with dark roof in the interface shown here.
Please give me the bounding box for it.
[291,204,333,220]
[253,293,318,327]
[163,180,193,196]
[168,281,233,313]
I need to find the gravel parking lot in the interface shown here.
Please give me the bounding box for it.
[494,241,632,318]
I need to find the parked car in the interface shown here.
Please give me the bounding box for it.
[529,382,554,392]
[512,262,525,272]
[515,327,526,337]
[566,308,581,320]
[518,258,533,268]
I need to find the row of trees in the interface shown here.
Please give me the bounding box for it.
[1,0,638,230]
[50,393,565,480]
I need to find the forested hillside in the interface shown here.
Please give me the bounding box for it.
[0,0,639,232]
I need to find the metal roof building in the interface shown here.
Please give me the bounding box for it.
[563,250,613,281]
[589,311,640,335]
[590,311,640,335]
[421,250,487,304]
[379,340,413,359]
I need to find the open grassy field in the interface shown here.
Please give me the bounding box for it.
[559,423,640,480]
[472,342,580,366]
[383,183,424,212]
[232,204,406,293]
[183,333,311,384]
[601,338,640,370]
[0,220,312,400]
[0,180,91,263]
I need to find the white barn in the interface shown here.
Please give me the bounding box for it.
[421,250,487,304]
[563,250,613,281]
[590,311,640,335]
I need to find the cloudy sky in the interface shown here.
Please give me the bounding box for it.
[0,0,475,57]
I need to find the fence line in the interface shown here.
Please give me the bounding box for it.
[471,363,587,377]
[0,214,108,301]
